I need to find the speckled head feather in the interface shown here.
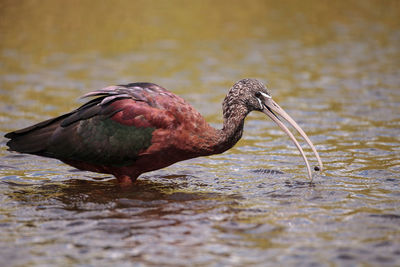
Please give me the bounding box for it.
[222,78,271,119]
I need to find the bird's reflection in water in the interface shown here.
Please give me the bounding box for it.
[6,174,238,214]
[3,176,243,263]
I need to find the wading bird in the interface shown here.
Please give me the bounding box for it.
[5,79,322,184]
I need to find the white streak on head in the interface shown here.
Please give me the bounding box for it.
[260,92,271,99]
[257,97,263,109]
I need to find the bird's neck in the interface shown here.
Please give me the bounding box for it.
[183,101,248,157]
[214,102,249,154]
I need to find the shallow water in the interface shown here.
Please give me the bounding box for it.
[1,1,400,266]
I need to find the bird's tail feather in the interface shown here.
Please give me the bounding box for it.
[5,113,71,154]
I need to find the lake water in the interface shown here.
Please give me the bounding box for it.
[0,1,399,266]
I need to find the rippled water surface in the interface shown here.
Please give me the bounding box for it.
[1,1,400,266]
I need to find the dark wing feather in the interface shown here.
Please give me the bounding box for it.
[5,113,72,139]
[5,82,176,166]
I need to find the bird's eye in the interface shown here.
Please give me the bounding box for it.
[255,92,261,98]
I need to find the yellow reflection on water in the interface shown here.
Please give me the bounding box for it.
[1,0,399,57]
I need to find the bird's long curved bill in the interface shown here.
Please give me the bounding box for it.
[262,98,323,180]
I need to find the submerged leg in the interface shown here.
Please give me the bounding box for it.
[115,174,138,186]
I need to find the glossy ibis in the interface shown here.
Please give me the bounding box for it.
[5,79,323,184]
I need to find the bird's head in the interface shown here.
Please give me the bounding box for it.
[225,78,323,180]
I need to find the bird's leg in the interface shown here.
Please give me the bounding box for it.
[115,174,137,186]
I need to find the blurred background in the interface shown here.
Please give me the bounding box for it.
[0,0,399,266]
